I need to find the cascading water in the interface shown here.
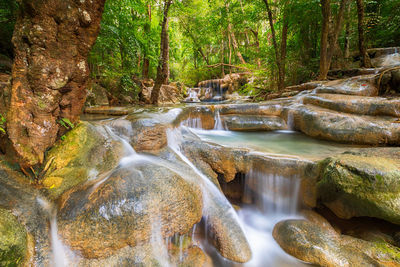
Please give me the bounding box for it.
[37,197,76,267]
[214,109,227,130]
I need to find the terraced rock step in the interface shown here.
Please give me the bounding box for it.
[302,93,400,117]
[221,115,287,131]
[291,104,400,145]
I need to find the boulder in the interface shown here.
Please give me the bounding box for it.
[221,115,287,131]
[292,104,400,145]
[273,219,400,267]
[140,83,182,104]
[57,161,203,259]
[42,122,125,200]
[315,75,379,96]
[0,208,31,266]
[302,93,400,117]
[317,149,400,225]
[86,82,109,107]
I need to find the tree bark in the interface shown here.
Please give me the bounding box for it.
[7,0,106,167]
[142,3,152,78]
[228,24,246,65]
[319,0,331,80]
[319,0,350,79]
[356,0,371,67]
[150,0,171,104]
[263,0,288,90]
[250,29,262,68]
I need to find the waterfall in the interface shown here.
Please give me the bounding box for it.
[244,169,300,215]
[37,197,76,267]
[214,109,227,130]
[181,116,203,129]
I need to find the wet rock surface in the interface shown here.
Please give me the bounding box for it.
[42,122,125,200]
[317,148,400,224]
[58,161,203,258]
[222,115,287,131]
[292,104,400,145]
[0,208,30,266]
[273,218,400,267]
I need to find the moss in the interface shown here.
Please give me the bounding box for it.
[0,209,27,267]
[372,241,400,263]
[42,122,123,200]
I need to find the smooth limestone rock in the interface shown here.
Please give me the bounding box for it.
[317,149,400,225]
[57,161,203,259]
[273,219,400,267]
[221,115,287,131]
[42,122,125,200]
[302,93,400,117]
[0,208,30,266]
[314,75,379,96]
[292,104,400,145]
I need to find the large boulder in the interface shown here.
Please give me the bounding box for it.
[292,104,400,145]
[86,82,109,107]
[57,160,203,259]
[317,148,400,224]
[302,93,400,117]
[140,83,182,104]
[273,218,400,267]
[41,122,125,200]
[0,208,31,266]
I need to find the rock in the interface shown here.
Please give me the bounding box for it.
[302,93,400,117]
[222,115,287,131]
[292,104,400,145]
[84,106,132,116]
[273,219,400,267]
[140,83,182,104]
[391,69,400,92]
[86,82,109,106]
[58,160,203,259]
[314,75,379,96]
[42,122,125,200]
[0,208,30,266]
[317,148,400,224]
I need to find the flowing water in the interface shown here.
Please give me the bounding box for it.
[42,111,355,266]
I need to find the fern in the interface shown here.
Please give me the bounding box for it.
[0,113,6,134]
[58,118,75,130]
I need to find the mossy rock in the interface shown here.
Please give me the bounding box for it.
[42,122,124,200]
[0,208,28,267]
[317,150,400,224]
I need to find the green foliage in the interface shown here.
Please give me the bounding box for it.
[58,118,75,130]
[0,113,5,134]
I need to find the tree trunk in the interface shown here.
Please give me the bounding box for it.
[356,0,371,67]
[319,0,331,80]
[263,0,288,90]
[228,24,246,65]
[344,3,351,60]
[250,29,262,68]
[221,38,225,76]
[319,0,350,79]
[150,0,171,104]
[7,0,106,167]
[279,12,289,91]
[142,3,152,78]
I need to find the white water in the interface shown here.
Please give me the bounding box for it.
[214,109,227,130]
[37,197,76,267]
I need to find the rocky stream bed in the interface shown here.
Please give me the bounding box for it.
[0,49,400,266]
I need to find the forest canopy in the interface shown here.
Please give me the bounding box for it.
[1,0,400,98]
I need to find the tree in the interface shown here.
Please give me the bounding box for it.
[355,0,371,67]
[319,0,350,80]
[263,0,289,91]
[7,0,106,167]
[151,0,172,104]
